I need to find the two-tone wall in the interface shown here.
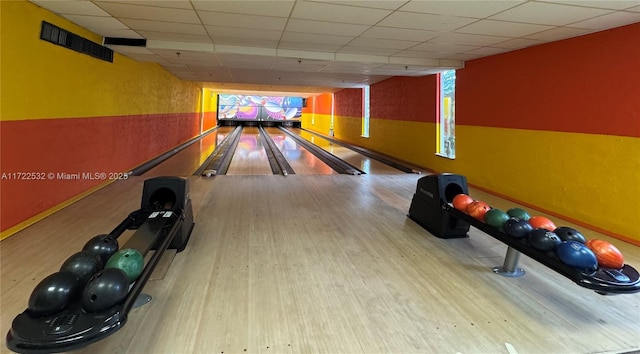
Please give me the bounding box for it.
[453,23,639,242]
[0,1,209,238]
[302,93,333,134]
[319,23,639,242]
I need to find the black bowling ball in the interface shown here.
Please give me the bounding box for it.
[83,234,119,264]
[528,228,562,251]
[503,218,533,238]
[554,226,586,243]
[81,268,130,313]
[60,251,103,286]
[28,271,82,317]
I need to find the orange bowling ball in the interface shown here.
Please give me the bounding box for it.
[528,216,557,231]
[467,201,491,222]
[452,194,474,213]
[585,239,625,269]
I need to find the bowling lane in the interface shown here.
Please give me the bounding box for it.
[141,127,235,177]
[225,126,274,175]
[286,128,403,174]
[264,127,337,175]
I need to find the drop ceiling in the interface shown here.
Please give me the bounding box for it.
[30,0,640,97]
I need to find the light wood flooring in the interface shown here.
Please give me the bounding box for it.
[2,174,639,354]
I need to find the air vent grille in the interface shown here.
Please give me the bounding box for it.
[40,21,113,63]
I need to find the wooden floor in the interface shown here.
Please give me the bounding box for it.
[2,174,640,354]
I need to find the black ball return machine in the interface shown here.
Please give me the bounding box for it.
[6,176,195,353]
[407,173,640,296]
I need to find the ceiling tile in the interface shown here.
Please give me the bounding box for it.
[213,38,279,48]
[441,52,484,61]
[285,19,369,36]
[465,46,512,56]
[456,19,554,37]
[277,41,344,52]
[399,0,525,19]
[281,32,354,45]
[95,2,201,23]
[121,19,208,35]
[409,42,479,53]
[536,0,640,10]
[307,0,406,10]
[97,0,193,9]
[489,2,612,25]
[378,12,478,31]
[291,1,392,25]
[568,11,640,29]
[205,26,282,41]
[346,37,419,49]
[138,31,212,43]
[62,15,128,31]
[192,1,294,17]
[393,50,453,59]
[107,45,154,55]
[198,11,287,31]
[359,26,440,41]
[272,61,328,72]
[490,37,543,49]
[336,46,402,55]
[429,32,512,46]
[525,26,593,41]
[31,1,110,16]
[100,29,144,39]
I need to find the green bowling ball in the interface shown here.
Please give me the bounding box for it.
[105,248,144,282]
[507,208,530,221]
[484,209,510,230]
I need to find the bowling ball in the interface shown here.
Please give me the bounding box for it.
[503,218,533,238]
[81,268,130,313]
[83,234,119,264]
[527,228,561,251]
[105,248,144,282]
[507,208,530,221]
[484,209,510,230]
[554,226,586,243]
[467,201,491,222]
[28,271,82,317]
[60,251,103,286]
[557,241,598,272]
[528,216,557,231]
[585,239,624,269]
[452,194,474,213]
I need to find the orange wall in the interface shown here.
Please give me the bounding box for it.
[302,94,333,135]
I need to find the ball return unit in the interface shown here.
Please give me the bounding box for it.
[6,176,194,353]
[407,173,640,296]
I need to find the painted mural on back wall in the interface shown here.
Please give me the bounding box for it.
[217,94,303,121]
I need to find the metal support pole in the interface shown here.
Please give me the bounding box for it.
[493,246,525,277]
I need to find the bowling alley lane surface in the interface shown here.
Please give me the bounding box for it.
[285,128,404,174]
[2,173,640,354]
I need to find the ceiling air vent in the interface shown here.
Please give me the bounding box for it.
[40,21,113,63]
[103,37,147,47]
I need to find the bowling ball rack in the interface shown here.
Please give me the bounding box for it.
[6,204,194,353]
[443,204,640,296]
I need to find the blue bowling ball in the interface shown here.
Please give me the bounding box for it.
[557,241,598,271]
